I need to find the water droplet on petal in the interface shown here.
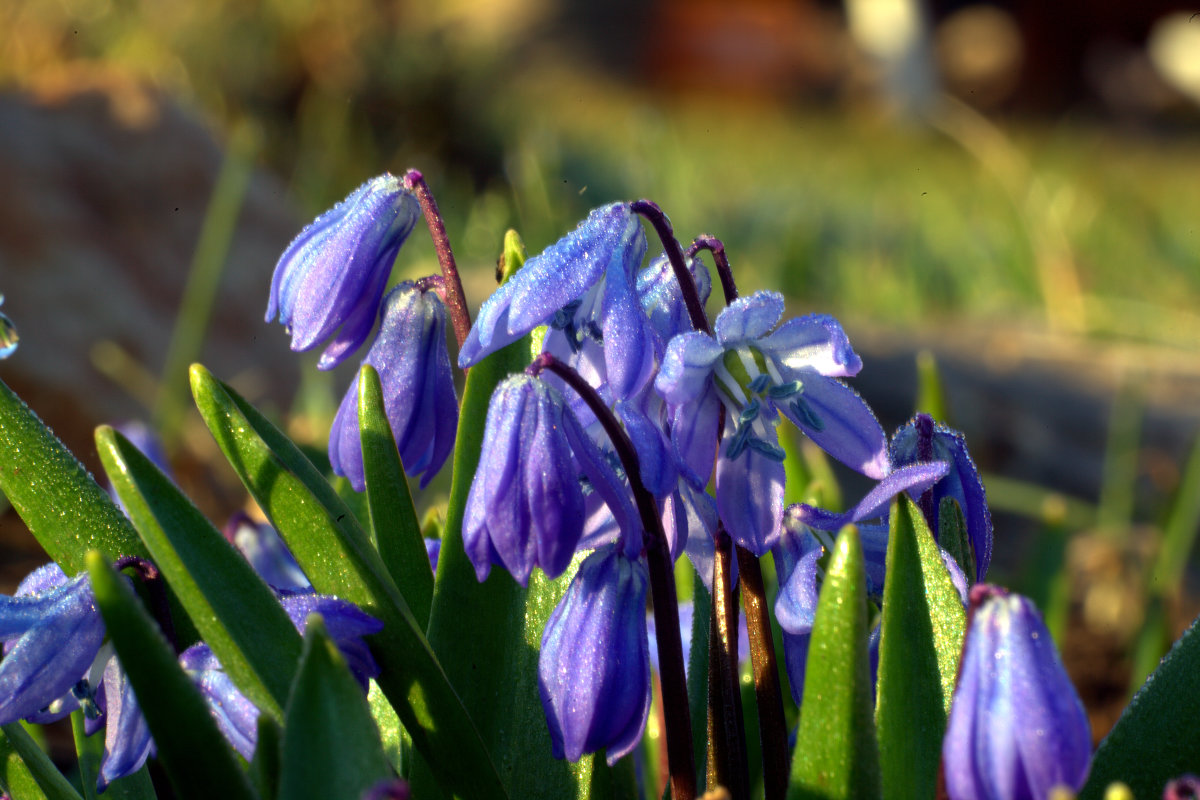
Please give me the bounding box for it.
[0,311,18,359]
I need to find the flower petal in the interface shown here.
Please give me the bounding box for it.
[779,376,890,479]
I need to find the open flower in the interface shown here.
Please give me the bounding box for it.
[328,280,458,491]
[266,174,420,370]
[538,546,651,765]
[943,585,1092,800]
[656,291,888,555]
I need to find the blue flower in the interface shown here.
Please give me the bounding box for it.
[459,203,654,400]
[181,593,383,760]
[891,414,993,581]
[538,546,651,765]
[656,292,889,555]
[266,174,420,370]
[328,280,458,491]
[463,375,638,586]
[943,585,1092,800]
[223,513,311,593]
[96,658,154,792]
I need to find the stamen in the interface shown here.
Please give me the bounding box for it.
[790,398,824,431]
[745,438,787,462]
[738,399,761,425]
[767,380,803,399]
[71,680,101,720]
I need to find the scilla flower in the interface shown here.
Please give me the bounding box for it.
[943,585,1092,800]
[266,174,420,370]
[538,545,651,765]
[656,291,889,555]
[328,280,458,491]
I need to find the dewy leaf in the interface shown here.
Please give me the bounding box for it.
[248,715,282,800]
[96,425,302,720]
[0,722,82,800]
[85,552,257,800]
[188,363,507,800]
[937,496,975,588]
[876,497,967,800]
[1080,612,1200,800]
[358,364,432,627]
[278,616,391,800]
[788,526,881,800]
[0,378,146,575]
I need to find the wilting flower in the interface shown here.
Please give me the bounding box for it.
[538,546,651,764]
[943,585,1092,800]
[463,375,637,586]
[266,174,420,370]
[891,414,993,581]
[656,291,888,555]
[181,593,383,759]
[328,280,458,491]
[459,203,654,400]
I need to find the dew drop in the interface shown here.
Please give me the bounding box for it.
[0,309,18,359]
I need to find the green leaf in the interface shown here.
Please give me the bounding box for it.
[189,364,506,800]
[248,715,282,800]
[368,681,407,776]
[0,723,81,800]
[97,425,301,720]
[688,573,711,790]
[914,350,948,423]
[876,497,967,800]
[358,364,433,627]
[788,526,880,800]
[84,552,256,800]
[937,497,975,588]
[1080,612,1200,800]
[0,377,145,575]
[278,616,392,800]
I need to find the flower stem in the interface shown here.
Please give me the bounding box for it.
[709,527,749,799]
[915,412,938,531]
[686,235,738,306]
[403,170,472,350]
[631,200,711,335]
[530,353,696,800]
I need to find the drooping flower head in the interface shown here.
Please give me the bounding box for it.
[328,280,458,491]
[538,546,651,765]
[943,585,1092,800]
[891,414,993,581]
[266,174,420,370]
[656,291,889,555]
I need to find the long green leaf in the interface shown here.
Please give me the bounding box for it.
[0,378,145,574]
[189,364,506,800]
[96,425,302,719]
[876,497,966,800]
[278,617,392,800]
[0,723,80,800]
[85,552,257,800]
[789,526,880,800]
[1080,612,1200,800]
[358,364,433,626]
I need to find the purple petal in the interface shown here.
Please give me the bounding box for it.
[790,461,950,531]
[780,376,890,479]
[97,659,154,791]
[655,332,724,407]
[716,424,785,556]
[761,313,862,378]
[713,291,785,345]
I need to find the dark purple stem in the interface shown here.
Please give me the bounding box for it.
[915,413,938,534]
[113,555,177,654]
[529,353,696,800]
[631,200,711,335]
[403,170,472,351]
[687,235,738,306]
[710,527,749,799]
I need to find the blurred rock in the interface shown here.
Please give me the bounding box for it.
[0,68,302,583]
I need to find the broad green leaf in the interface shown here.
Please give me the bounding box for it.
[248,715,282,800]
[97,426,301,719]
[937,497,975,587]
[688,573,711,790]
[189,364,506,800]
[85,552,256,800]
[0,378,145,574]
[1081,612,1200,800]
[278,617,392,800]
[788,527,880,800]
[358,364,433,626]
[876,497,967,800]
[0,723,80,800]
[368,682,407,775]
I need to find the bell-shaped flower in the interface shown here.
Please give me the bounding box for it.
[96,657,154,792]
[223,513,311,593]
[328,280,458,491]
[891,414,993,581]
[464,375,636,585]
[0,565,106,726]
[943,585,1092,800]
[266,174,420,370]
[657,291,889,555]
[538,546,651,765]
[181,592,383,759]
[459,203,655,400]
